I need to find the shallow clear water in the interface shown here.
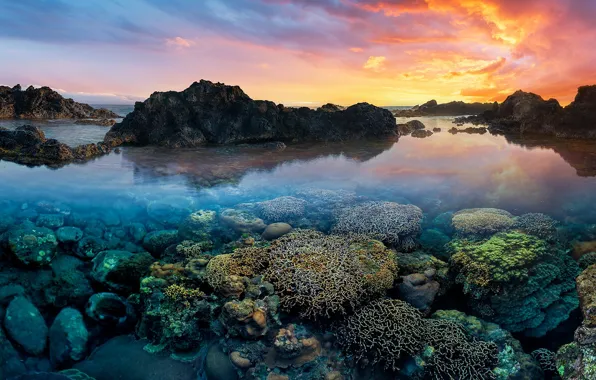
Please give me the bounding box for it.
[2,116,596,222]
[1,115,593,379]
[0,105,133,146]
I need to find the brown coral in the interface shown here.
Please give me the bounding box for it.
[149,262,186,279]
[245,229,397,318]
[219,299,270,338]
[265,324,322,369]
[230,351,253,369]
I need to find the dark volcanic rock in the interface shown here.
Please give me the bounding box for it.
[394,99,494,117]
[0,84,119,119]
[74,119,117,127]
[457,86,596,139]
[0,125,112,166]
[4,296,48,355]
[104,80,397,147]
[397,119,426,136]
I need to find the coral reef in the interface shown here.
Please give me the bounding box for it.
[514,213,559,240]
[451,208,515,238]
[451,231,580,336]
[256,196,307,222]
[332,201,422,250]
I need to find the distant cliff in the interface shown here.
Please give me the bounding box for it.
[0,84,119,119]
[104,80,398,148]
[393,99,496,117]
[456,86,596,139]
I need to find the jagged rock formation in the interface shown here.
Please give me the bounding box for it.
[0,84,119,119]
[456,86,596,138]
[0,125,111,166]
[104,80,397,148]
[394,99,495,117]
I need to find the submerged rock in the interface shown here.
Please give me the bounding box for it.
[4,296,48,355]
[74,335,200,380]
[104,80,397,147]
[219,208,266,234]
[49,308,89,366]
[90,250,134,291]
[205,344,238,380]
[262,223,293,241]
[142,230,179,256]
[85,292,134,327]
[56,227,84,244]
[6,223,58,266]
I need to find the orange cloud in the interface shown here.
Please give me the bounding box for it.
[165,37,194,48]
[363,56,387,72]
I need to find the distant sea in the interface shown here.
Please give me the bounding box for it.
[92,104,413,118]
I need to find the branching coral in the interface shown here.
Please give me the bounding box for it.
[332,201,422,250]
[256,196,307,222]
[246,229,397,318]
[163,284,204,301]
[149,262,186,280]
[450,231,580,336]
[452,208,514,238]
[423,319,498,380]
[335,299,426,370]
[205,248,266,296]
[514,213,558,240]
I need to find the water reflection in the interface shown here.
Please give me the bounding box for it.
[2,116,596,223]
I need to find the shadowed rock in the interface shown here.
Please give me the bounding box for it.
[104,80,398,147]
[394,99,495,117]
[0,84,119,119]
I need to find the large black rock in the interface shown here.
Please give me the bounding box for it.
[104,80,398,147]
[0,84,119,119]
[394,99,495,117]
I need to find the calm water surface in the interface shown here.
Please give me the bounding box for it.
[2,116,596,223]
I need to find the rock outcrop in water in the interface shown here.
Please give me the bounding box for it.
[0,125,112,166]
[104,80,397,147]
[456,86,596,138]
[0,84,119,119]
[393,99,495,117]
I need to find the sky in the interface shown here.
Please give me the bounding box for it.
[0,0,594,106]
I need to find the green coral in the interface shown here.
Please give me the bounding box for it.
[452,208,514,238]
[450,231,580,336]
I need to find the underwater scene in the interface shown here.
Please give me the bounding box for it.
[2,111,596,380]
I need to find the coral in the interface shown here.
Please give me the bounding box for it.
[219,208,266,233]
[332,201,422,250]
[531,348,557,373]
[219,298,272,338]
[175,240,213,258]
[264,324,322,369]
[335,299,426,370]
[178,209,217,241]
[397,251,450,295]
[431,310,543,379]
[451,231,580,336]
[422,319,498,380]
[579,252,596,269]
[419,228,451,260]
[514,213,558,240]
[256,196,307,222]
[205,251,262,296]
[163,284,204,301]
[577,264,596,327]
[247,229,397,318]
[451,208,515,238]
[149,262,186,279]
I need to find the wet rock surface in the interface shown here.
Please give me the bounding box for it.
[394,99,495,117]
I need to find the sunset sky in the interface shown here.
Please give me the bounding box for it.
[0,0,594,106]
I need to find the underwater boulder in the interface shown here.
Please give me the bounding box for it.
[75,236,107,260]
[49,307,89,367]
[56,227,84,244]
[36,214,65,229]
[4,296,48,355]
[142,230,179,257]
[398,272,440,313]
[0,327,27,378]
[85,292,135,328]
[127,222,147,243]
[261,223,292,241]
[9,374,73,380]
[74,335,200,380]
[219,208,266,234]
[90,250,133,291]
[7,224,58,266]
[205,344,239,380]
[0,284,25,306]
[146,196,195,227]
[178,210,217,241]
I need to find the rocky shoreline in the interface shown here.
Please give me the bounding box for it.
[394,99,495,117]
[104,80,398,148]
[0,125,112,167]
[0,85,120,120]
[455,86,596,138]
